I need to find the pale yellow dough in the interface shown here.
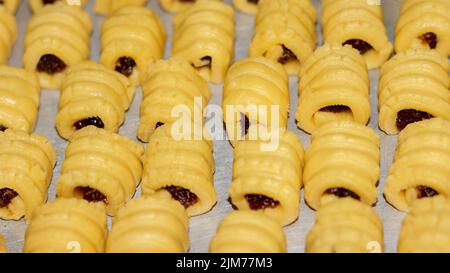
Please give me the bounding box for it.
[56,126,144,216]
[249,0,317,75]
[106,192,189,253]
[378,48,450,135]
[100,5,165,86]
[0,7,17,64]
[94,0,148,15]
[29,0,87,13]
[223,57,289,146]
[0,234,6,253]
[138,58,211,142]
[398,196,450,253]
[23,3,92,89]
[229,128,304,226]
[55,61,134,140]
[23,198,107,253]
[159,0,223,13]
[304,120,380,210]
[384,118,450,212]
[210,211,286,253]
[306,198,384,253]
[171,0,235,84]
[0,66,40,133]
[322,0,393,69]
[233,0,258,15]
[395,0,450,58]
[141,123,216,217]
[0,130,56,221]
[296,44,370,134]
[0,0,19,13]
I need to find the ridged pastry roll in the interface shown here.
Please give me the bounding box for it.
[106,192,189,253]
[249,0,317,75]
[378,48,449,135]
[55,61,134,140]
[233,0,258,15]
[56,126,144,216]
[1,0,19,13]
[171,0,235,84]
[0,130,56,221]
[159,0,218,13]
[384,118,450,212]
[23,198,107,253]
[210,211,286,253]
[29,0,88,13]
[306,198,384,253]
[0,234,6,253]
[322,0,392,69]
[304,120,380,210]
[398,196,450,253]
[296,44,370,134]
[141,123,216,217]
[94,0,148,16]
[100,6,165,86]
[229,128,304,226]
[395,0,450,58]
[138,59,210,142]
[23,3,92,89]
[0,66,40,133]
[223,57,289,146]
[0,7,17,64]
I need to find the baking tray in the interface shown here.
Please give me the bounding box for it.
[1,0,406,253]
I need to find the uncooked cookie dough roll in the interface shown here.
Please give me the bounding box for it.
[210,211,286,253]
[0,234,6,253]
[1,0,19,14]
[171,0,235,84]
[55,61,134,140]
[306,198,384,253]
[23,3,92,89]
[0,66,40,133]
[378,48,449,135]
[398,196,450,253]
[249,0,317,75]
[0,7,17,64]
[322,0,392,69]
[0,130,56,221]
[233,0,258,15]
[29,0,87,13]
[395,0,450,58]
[229,128,304,226]
[56,126,144,216]
[304,120,380,210]
[106,192,189,253]
[100,6,165,86]
[223,57,289,146]
[384,118,450,212]
[138,59,210,142]
[296,44,370,134]
[94,0,148,15]
[23,198,107,253]
[141,123,216,217]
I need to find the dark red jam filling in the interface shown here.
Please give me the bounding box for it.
[180,0,195,2]
[248,0,259,3]
[0,125,7,132]
[278,45,297,64]
[115,57,136,77]
[241,114,250,136]
[396,109,434,131]
[320,105,351,113]
[76,186,107,203]
[163,185,199,208]
[420,32,437,49]
[0,188,18,208]
[43,0,57,4]
[0,0,4,4]
[36,54,66,75]
[416,186,439,199]
[245,194,280,210]
[193,56,212,69]
[343,39,373,55]
[325,187,361,201]
[155,122,165,129]
[73,116,105,130]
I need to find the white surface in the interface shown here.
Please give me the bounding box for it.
[1,0,406,253]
